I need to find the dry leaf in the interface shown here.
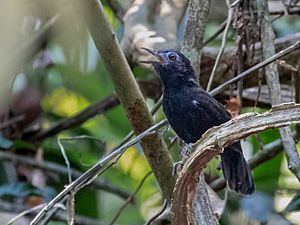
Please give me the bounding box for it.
[226,96,241,118]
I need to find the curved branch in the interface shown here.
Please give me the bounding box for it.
[171,103,300,225]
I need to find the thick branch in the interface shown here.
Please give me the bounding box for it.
[181,0,211,80]
[257,0,300,180]
[76,0,175,201]
[171,103,300,225]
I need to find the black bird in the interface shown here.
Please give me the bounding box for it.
[141,48,254,194]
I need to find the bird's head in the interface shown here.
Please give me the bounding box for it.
[140,48,197,88]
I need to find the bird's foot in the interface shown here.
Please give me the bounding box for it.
[181,143,193,162]
[172,161,183,176]
[172,144,194,176]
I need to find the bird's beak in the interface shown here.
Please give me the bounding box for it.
[140,47,163,64]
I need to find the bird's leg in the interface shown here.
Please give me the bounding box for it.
[172,138,185,176]
[172,143,194,176]
[181,143,193,162]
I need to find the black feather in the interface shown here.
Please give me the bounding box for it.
[144,48,254,194]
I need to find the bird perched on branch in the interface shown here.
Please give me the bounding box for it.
[141,48,254,194]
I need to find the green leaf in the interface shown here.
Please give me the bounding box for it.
[13,139,35,150]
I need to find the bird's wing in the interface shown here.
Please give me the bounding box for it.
[162,86,232,143]
[189,87,232,127]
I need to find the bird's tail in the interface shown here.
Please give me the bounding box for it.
[220,142,254,194]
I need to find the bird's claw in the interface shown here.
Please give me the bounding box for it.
[181,143,193,162]
[172,161,183,176]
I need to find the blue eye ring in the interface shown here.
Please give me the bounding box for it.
[168,53,177,61]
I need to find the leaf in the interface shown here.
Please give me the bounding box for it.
[225,96,241,118]
[285,192,300,213]
[13,139,35,150]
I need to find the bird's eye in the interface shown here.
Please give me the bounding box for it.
[168,53,177,61]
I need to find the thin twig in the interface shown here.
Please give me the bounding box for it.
[58,139,72,183]
[5,203,65,225]
[32,95,119,142]
[40,201,66,225]
[203,19,228,46]
[0,200,103,225]
[5,204,47,225]
[30,119,168,225]
[109,171,153,225]
[209,41,300,97]
[206,0,233,91]
[66,193,75,225]
[57,138,75,225]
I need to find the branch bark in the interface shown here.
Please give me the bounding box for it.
[181,0,211,80]
[171,103,300,225]
[76,0,175,201]
[257,0,300,181]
